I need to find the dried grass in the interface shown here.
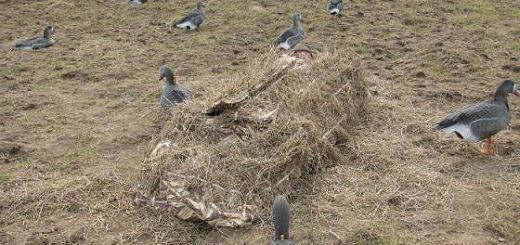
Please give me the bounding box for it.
[136,49,368,226]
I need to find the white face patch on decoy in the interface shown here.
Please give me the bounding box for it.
[329,0,343,15]
[296,13,303,23]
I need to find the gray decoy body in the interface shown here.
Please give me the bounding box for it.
[276,13,305,50]
[436,80,518,143]
[159,66,192,111]
[176,0,205,30]
[328,0,343,15]
[15,26,54,50]
[272,196,295,245]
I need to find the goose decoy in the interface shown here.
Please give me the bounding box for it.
[159,65,192,111]
[130,0,147,4]
[14,26,54,50]
[328,0,343,15]
[276,13,305,50]
[272,195,295,245]
[175,0,205,31]
[436,79,518,155]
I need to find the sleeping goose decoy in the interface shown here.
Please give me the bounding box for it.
[15,26,54,50]
[175,0,205,31]
[328,0,343,15]
[272,196,295,245]
[159,65,192,111]
[276,13,305,50]
[436,79,518,155]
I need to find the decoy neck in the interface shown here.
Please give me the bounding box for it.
[494,79,518,105]
[197,0,204,10]
[292,13,301,26]
[43,26,53,39]
[159,65,177,85]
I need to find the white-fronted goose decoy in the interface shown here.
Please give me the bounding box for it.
[159,65,192,111]
[175,0,205,31]
[130,0,147,4]
[272,195,295,245]
[436,79,518,155]
[276,13,305,50]
[328,0,343,15]
[15,26,54,50]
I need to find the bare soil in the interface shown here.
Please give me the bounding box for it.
[1,0,519,244]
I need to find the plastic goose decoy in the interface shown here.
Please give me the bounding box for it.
[328,0,343,15]
[175,0,205,31]
[159,65,192,111]
[15,26,54,50]
[272,196,295,245]
[436,79,518,155]
[276,13,305,50]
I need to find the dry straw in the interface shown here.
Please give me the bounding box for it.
[135,49,368,227]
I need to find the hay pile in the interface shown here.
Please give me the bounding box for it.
[135,50,367,227]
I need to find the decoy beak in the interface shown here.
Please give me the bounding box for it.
[159,75,165,82]
[513,85,519,96]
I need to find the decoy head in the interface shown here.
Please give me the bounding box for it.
[494,79,518,102]
[496,79,519,97]
[43,25,54,39]
[159,65,177,85]
[293,12,303,25]
[197,0,204,9]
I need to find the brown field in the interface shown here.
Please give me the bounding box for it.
[1,0,519,244]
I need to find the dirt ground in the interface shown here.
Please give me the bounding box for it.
[1,0,519,244]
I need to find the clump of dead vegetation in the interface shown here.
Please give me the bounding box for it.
[135,49,368,227]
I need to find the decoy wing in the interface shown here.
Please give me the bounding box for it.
[15,37,53,50]
[272,196,290,241]
[276,27,305,50]
[31,39,54,50]
[161,85,192,110]
[15,37,39,49]
[176,10,204,26]
[277,27,302,43]
[437,100,511,141]
[271,195,295,245]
